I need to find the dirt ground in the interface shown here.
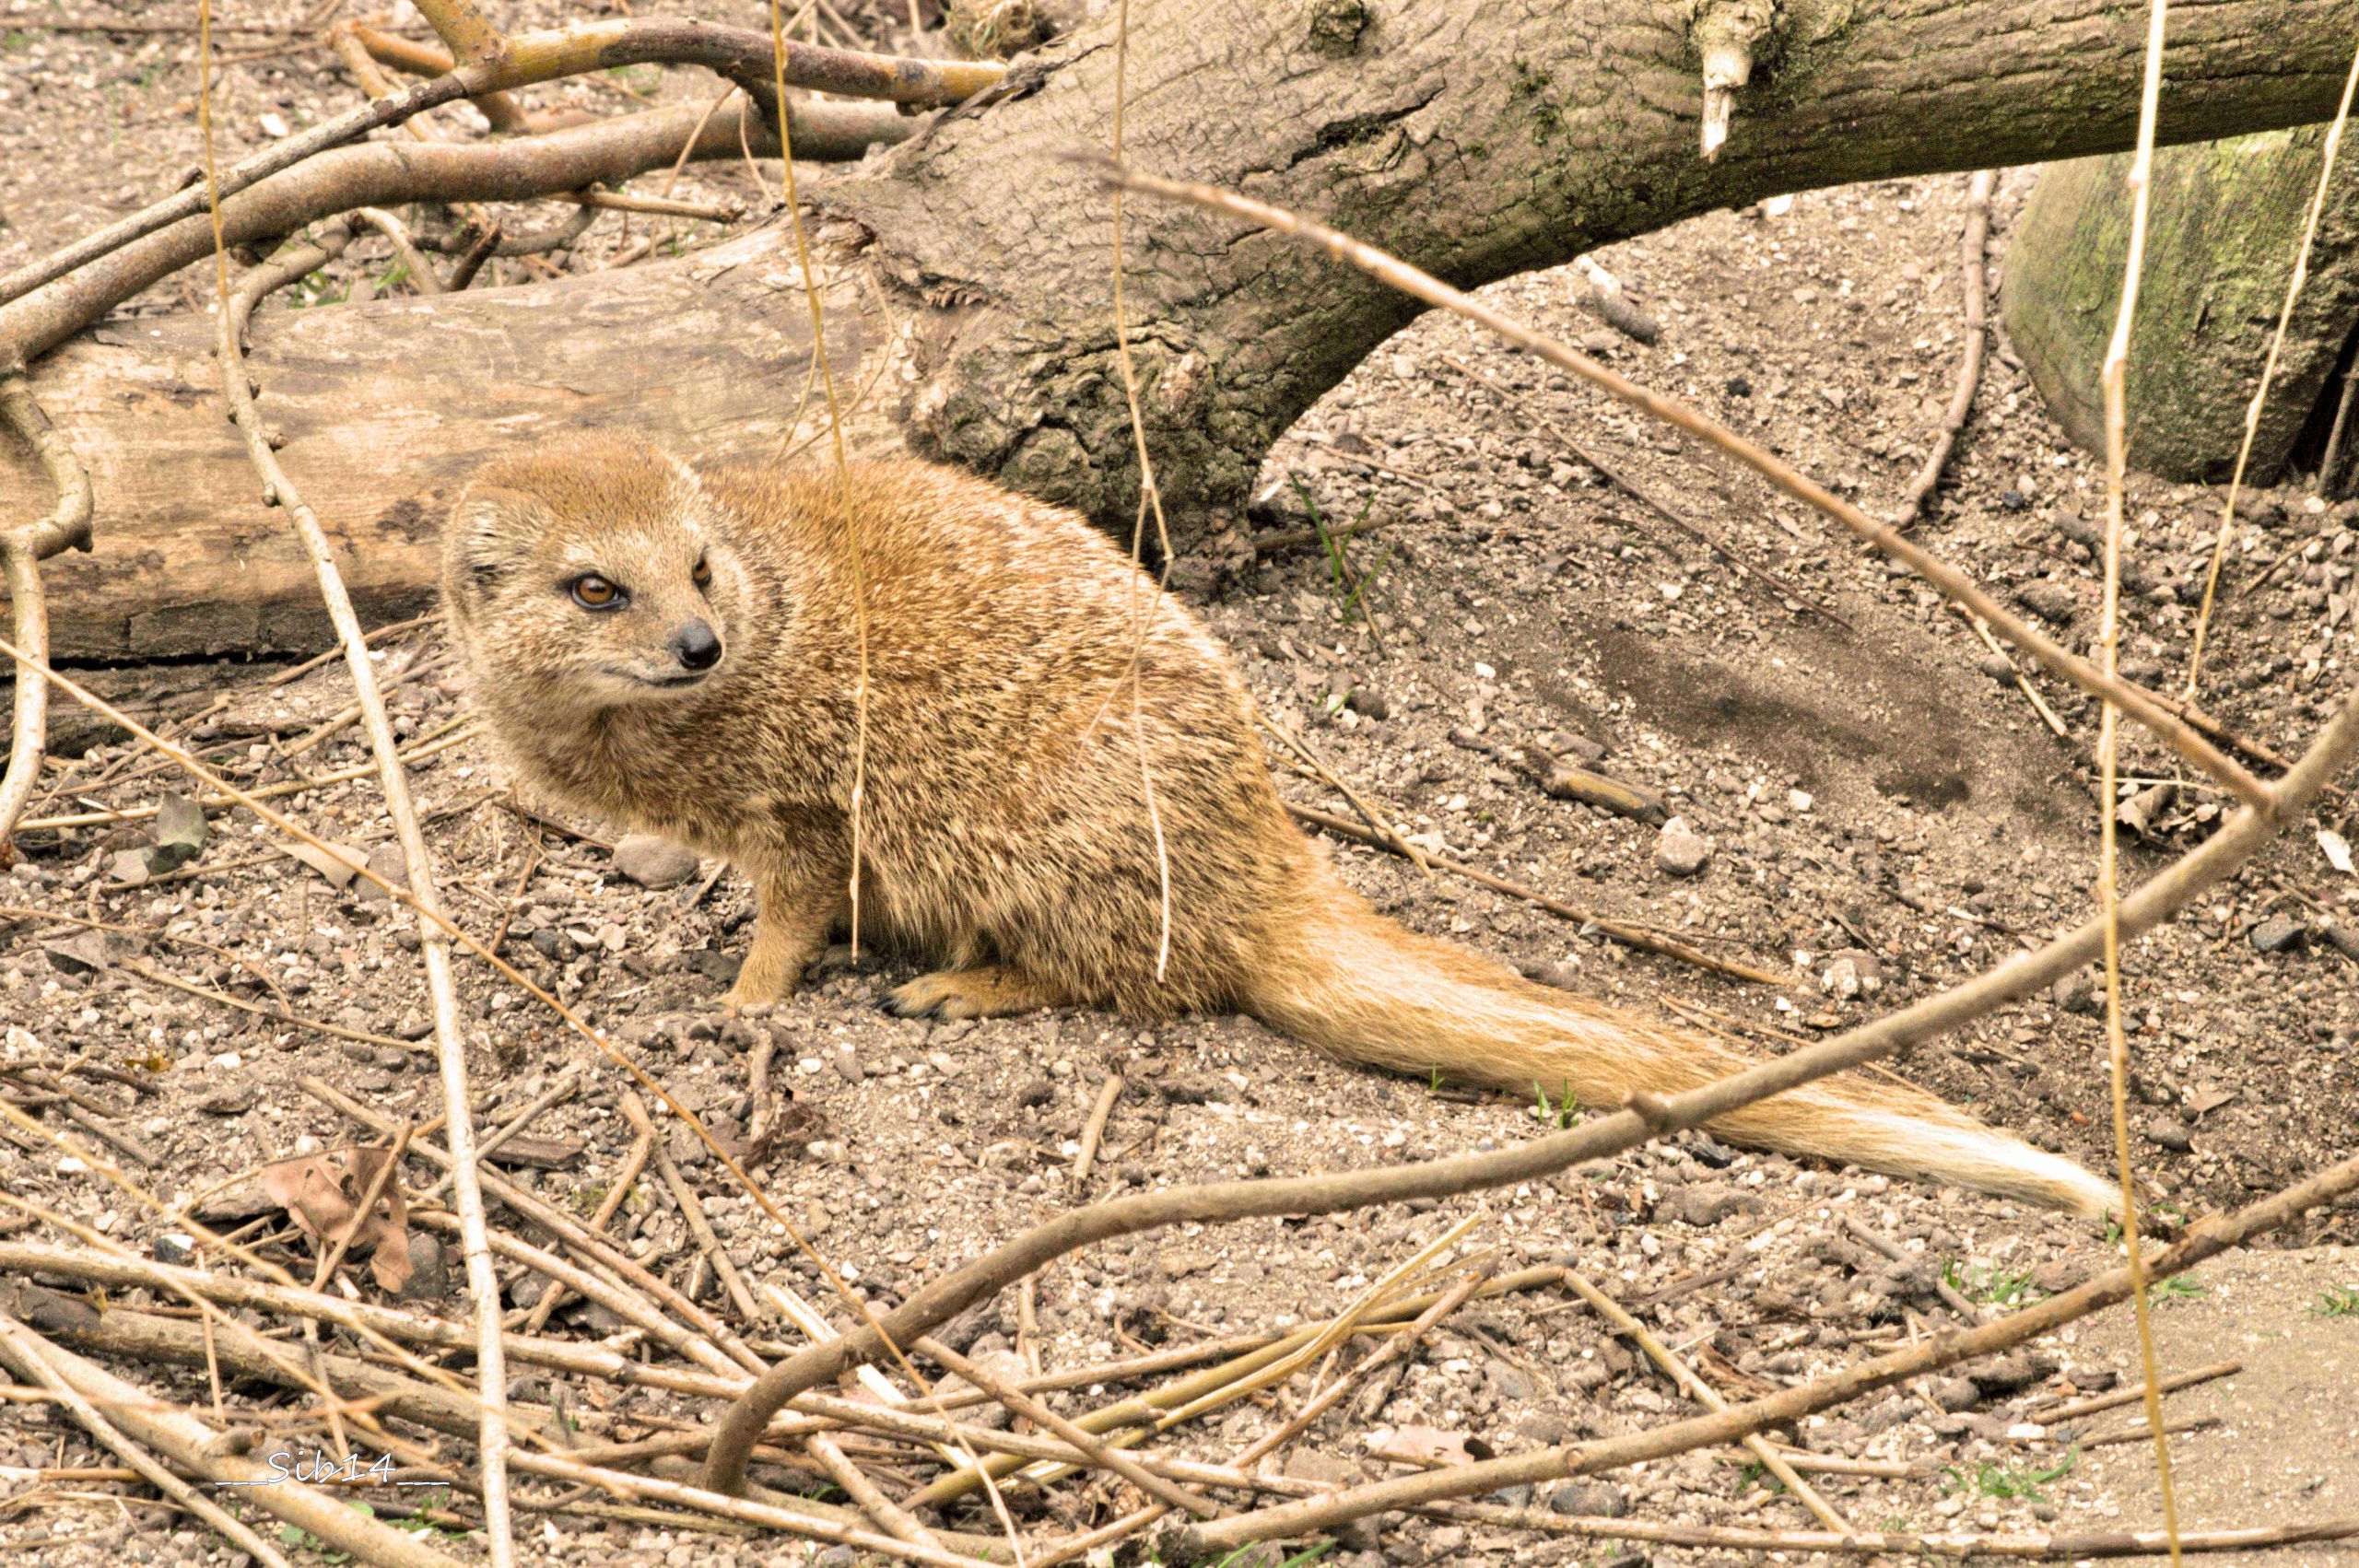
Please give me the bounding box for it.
[1,3,2356,1566]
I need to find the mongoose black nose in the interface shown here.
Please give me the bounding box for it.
[673,619,722,672]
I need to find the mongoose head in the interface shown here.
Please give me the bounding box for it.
[443,433,747,713]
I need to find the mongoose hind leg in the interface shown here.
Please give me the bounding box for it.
[725,852,850,1009]
[884,965,1069,1021]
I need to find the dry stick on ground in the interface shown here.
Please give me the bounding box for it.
[1442,354,1854,633]
[621,1090,767,1325]
[1563,1270,1857,1535]
[2032,1360,2241,1423]
[418,1070,582,1202]
[2091,3,2189,1558]
[1261,716,1430,873]
[706,660,2358,1497]
[0,372,93,846]
[919,1336,1222,1519]
[0,1311,464,1568]
[1097,163,2271,813]
[1,76,910,375]
[0,1320,299,1565]
[1071,1072,1125,1188]
[1165,1141,2359,1559]
[919,1219,1485,1511]
[1954,606,2071,740]
[30,1294,1018,1568]
[1284,800,1786,984]
[1896,170,1997,528]
[2083,1414,2220,1449]
[1410,1502,2359,1560]
[2183,38,2359,698]
[3,1362,288,1568]
[520,1124,651,1335]
[576,187,745,223]
[350,207,445,294]
[0,17,999,313]
[205,200,517,1567]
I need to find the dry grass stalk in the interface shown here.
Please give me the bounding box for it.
[1029,1268,1493,1567]
[2092,3,2188,1558]
[2183,38,2359,696]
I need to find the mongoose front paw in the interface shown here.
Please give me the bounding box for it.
[722,972,794,1011]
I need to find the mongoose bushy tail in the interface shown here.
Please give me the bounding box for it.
[1245,860,2121,1217]
[442,434,2119,1222]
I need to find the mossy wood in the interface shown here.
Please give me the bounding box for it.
[7,0,2359,660]
[2002,126,2359,484]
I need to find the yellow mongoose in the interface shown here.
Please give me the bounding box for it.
[442,433,2118,1218]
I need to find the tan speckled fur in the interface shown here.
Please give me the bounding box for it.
[443,433,2118,1218]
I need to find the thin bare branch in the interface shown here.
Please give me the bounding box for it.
[0,18,974,315]
[1897,170,1997,527]
[204,193,514,1566]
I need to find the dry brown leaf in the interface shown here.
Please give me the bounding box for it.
[258,1144,411,1293]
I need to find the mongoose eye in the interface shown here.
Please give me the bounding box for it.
[691,556,712,591]
[569,574,626,611]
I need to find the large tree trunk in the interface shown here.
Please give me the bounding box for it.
[2002,127,2359,484]
[9,0,2359,659]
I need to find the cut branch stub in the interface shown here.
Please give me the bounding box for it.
[1692,0,1778,159]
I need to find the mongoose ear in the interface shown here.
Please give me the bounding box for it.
[448,486,542,592]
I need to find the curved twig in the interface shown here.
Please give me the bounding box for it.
[350,207,447,293]
[1,97,901,369]
[0,372,93,847]
[1896,170,1995,528]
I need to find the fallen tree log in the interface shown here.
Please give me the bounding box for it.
[8,0,2359,659]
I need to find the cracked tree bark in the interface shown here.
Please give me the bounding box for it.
[8,0,2359,659]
